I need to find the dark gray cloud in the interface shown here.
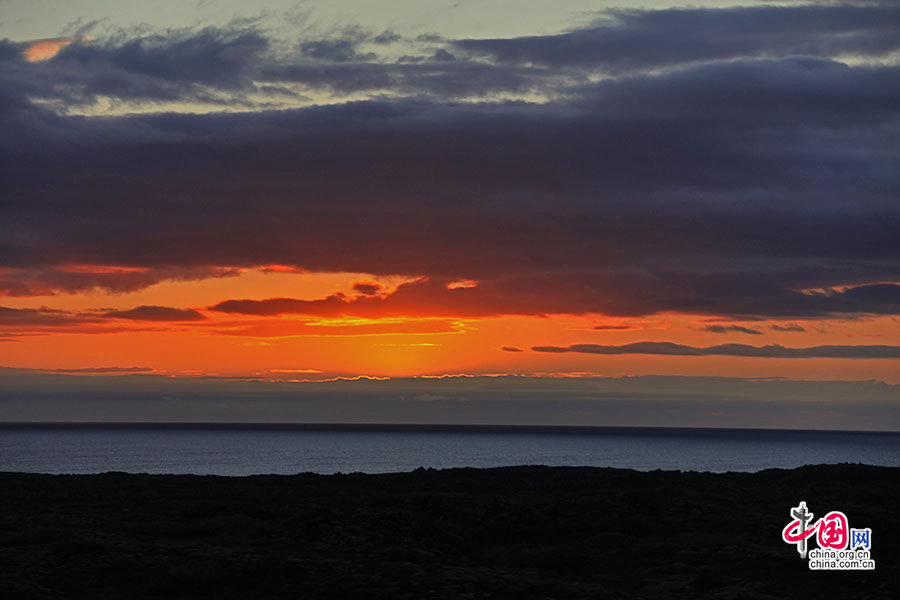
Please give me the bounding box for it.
[431,48,456,62]
[5,4,899,109]
[772,323,807,332]
[299,26,404,61]
[2,85,897,316]
[0,40,22,61]
[300,34,376,63]
[0,306,85,326]
[16,28,270,107]
[0,267,239,297]
[1,25,557,112]
[34,366,154,373]
[206,281,900,319]
[257,60,558,97]
[352,282,382,296]
[101,305,206,321]
[373,30,403,45]
[572,57,900,127]
[0,3,898,320]
[66,28,268,86]
[0,304,205,330]
[532,342,900,359]
[453,4,900,73]
[705,325,763,335]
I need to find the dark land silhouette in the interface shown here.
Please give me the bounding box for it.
[1,464,897,598]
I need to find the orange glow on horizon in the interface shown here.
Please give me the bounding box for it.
[2,268,900,383]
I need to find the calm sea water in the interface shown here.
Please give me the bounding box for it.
[1,424,898,475]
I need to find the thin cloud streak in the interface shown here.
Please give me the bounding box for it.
[532,342,900,359]
[704,325,762,335]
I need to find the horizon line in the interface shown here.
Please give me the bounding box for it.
[2,421,898,435]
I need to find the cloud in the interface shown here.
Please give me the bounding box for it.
[38,366,154,373]
[771,323,807,332]
[208,280,900,320]
[211,293,361,316]
[0,4,898,321]
[4,85,899,317]
[0,304,206,335]
[452,4,900,73]
[0,306,88,326]
[501,346,523,352]
[2,25,558,114]
[373,30,402,45]
[23,37,76,62]
[593,325,634,330]
[300,38,375,63]
[352,281,383,296]
[47,27,268,103]
[0,40,23,62]
[0,266,239,297]
[209,279,533,317]
[705,325,763,335]
[101,305,206,321]
[432,48,456,62]
[532,342,900,359]
[0,29,274,117]
[257,60,555,97]
[213,318,462,337]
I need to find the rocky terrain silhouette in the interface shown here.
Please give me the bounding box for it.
[1,464,896,598]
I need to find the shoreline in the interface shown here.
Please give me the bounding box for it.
[0,460,895,477]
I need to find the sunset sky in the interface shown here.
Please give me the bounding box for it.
[1,1,899,429]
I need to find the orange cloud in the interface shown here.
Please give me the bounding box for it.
[215,318,464,338]
[352,281,384,296]
[23,36,93,62]
[24,38,73,62]
[101,305,207,322]
[57,264,151,274]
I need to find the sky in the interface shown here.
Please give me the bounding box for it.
[1,1,899,429]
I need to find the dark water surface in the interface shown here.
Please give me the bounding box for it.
[1,423,897,475]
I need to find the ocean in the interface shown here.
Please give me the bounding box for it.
[1,423,898,476]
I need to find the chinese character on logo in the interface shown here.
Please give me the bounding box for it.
[817,511,849,550]
[782,501,815,558]
[850,528,872,550]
